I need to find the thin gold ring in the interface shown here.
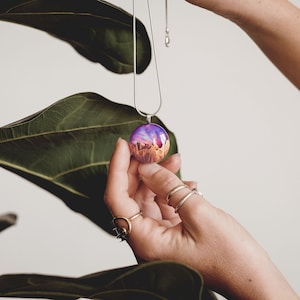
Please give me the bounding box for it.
[175,190,198,213]
[112,211,142,241]
[166,184,188,203]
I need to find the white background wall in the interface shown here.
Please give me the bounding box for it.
[0,0,299,299]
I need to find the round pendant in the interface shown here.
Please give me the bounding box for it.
[129,123,170,164]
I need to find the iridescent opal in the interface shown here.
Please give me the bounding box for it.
[129,123,170,163]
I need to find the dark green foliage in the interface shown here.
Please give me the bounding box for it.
[0,92,178,234]
[0,261,218,300]
[0,2,219,299]
[0,213,17,232]
[0,0,151,73]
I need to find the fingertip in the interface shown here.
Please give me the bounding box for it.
[114,137,128,151]
[111,138,130,161]
[159,153,181,174]
[167,152,182,164]
[174,152,181,159]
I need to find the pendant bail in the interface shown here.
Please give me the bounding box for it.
[146,115,152,124]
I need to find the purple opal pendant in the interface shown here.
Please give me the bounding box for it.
[129,123,170,164]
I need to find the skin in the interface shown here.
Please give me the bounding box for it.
[105,1,300,298]
[185,0,300,89]
[104,138,299,300]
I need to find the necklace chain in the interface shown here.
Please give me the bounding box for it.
[133,0,169,122]
[165,0,170,47]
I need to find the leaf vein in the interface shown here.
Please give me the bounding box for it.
[0,120,142,143]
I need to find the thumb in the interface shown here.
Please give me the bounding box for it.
[138,163,183,201]
[138,163,206,229]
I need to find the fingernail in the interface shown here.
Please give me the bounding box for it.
[113,138,126,153]
[170,152,181,160]
[116,137,126,146]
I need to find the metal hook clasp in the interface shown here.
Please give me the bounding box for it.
[165,0,170,47]
[165,28,170,47]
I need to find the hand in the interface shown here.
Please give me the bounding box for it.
[104,138,299,300]
[184,0,300,89]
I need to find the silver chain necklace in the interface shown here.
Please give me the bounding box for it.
[129,0,171,164]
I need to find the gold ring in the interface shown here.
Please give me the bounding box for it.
[166,184,188,203]
[112,211,142,241]
[175,190,199,213]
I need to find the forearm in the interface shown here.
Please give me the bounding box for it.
[220,253,300,299]
[234,0,300,89]
[199,236,299,299]
[194,238,299,300]
[187,0,300,89]
[175,198,299,299]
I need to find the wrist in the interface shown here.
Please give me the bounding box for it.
[223,0,295,33]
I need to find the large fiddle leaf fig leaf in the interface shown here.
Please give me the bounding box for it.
[0,213,17,233]
[0,92,178,234]
[0,261,218,299]
[0,0,151,74]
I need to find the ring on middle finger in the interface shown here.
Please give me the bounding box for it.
[166,184,189,204]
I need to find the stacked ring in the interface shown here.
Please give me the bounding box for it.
[166,184,202,213]
[174,189,199,213]
[166,184,188,204]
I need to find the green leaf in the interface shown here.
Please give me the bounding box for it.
[0,261,218,299]
[0,92,178,234]
[0,213,17,233]
[91,289,167,300]
[0,0,151,74]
